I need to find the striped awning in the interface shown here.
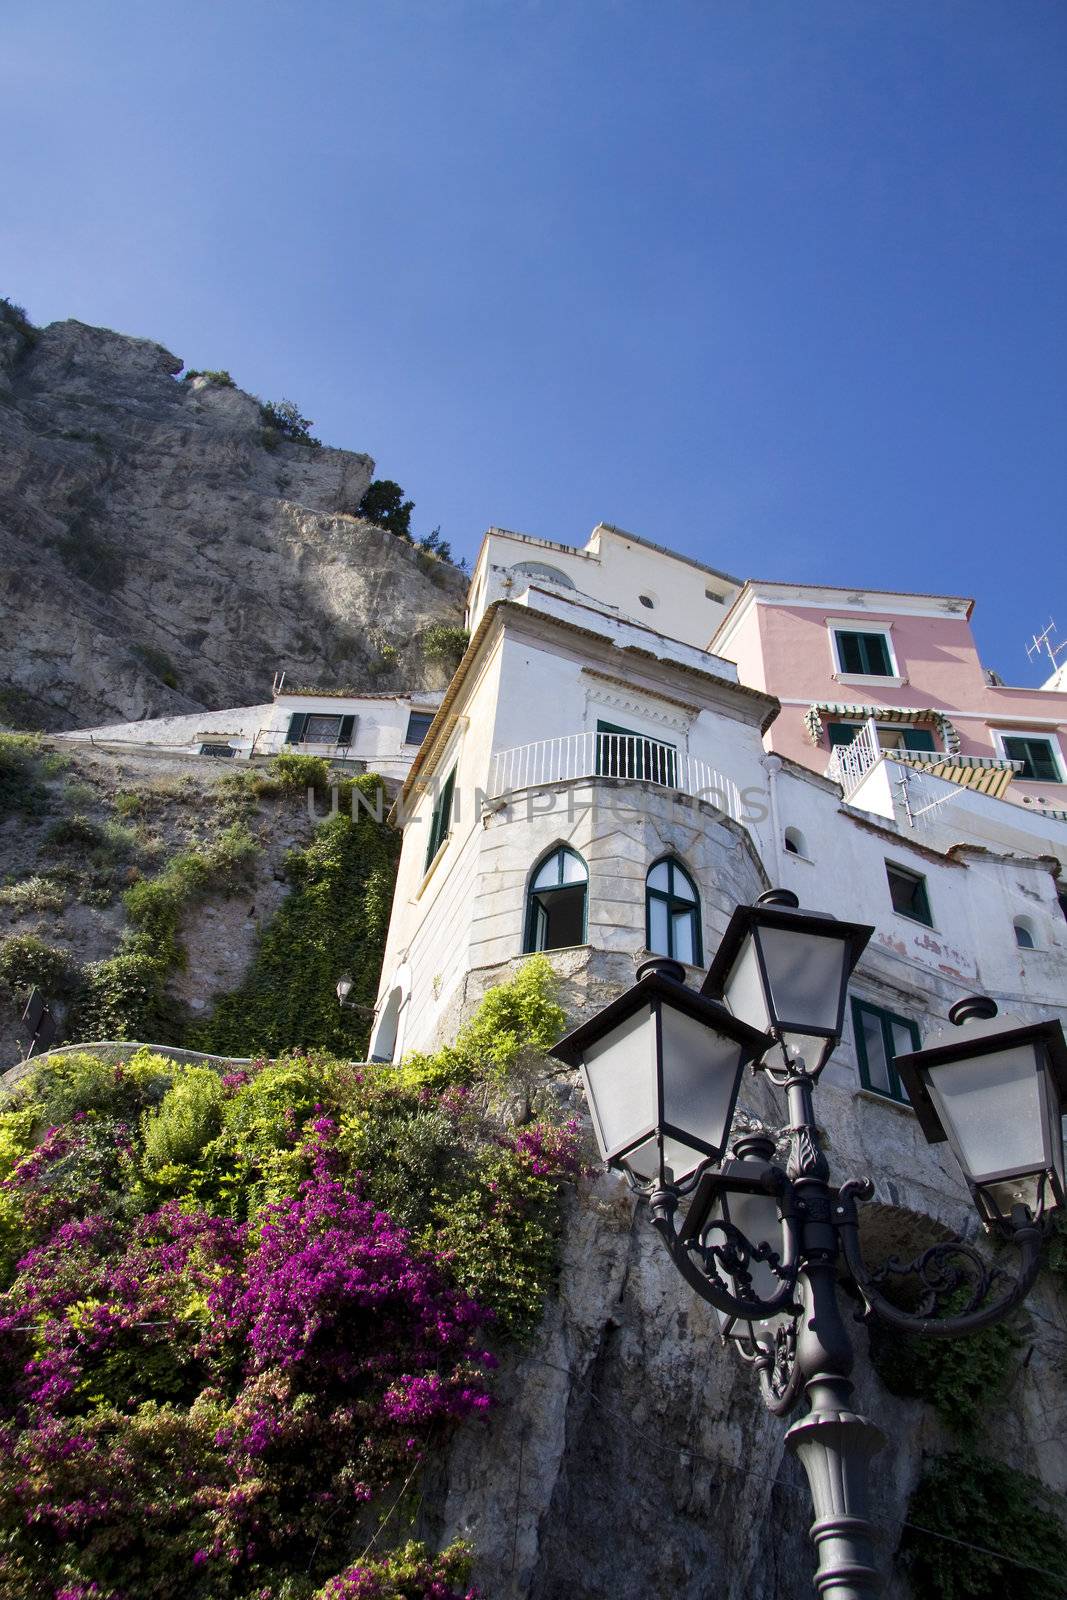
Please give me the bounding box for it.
[894,751,1019,800]
[805,702,961,755]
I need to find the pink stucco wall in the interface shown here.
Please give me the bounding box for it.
[722,600,1067,809]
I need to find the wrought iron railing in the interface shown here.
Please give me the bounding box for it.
[485,731,745,823]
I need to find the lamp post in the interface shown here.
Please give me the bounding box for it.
[550,889,1067,1600]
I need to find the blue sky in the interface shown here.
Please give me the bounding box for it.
[5,1,1065,683]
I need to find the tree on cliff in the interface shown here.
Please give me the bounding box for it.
[357,479,415,539]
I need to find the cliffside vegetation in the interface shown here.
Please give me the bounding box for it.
[0,958,581,1598]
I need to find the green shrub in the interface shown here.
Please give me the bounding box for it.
[0,933,74,1000]
[132,644,179,690]
[0,297,36,346]
[71,951,177,1042]
[43,815,137,868]
[866,1294,1023,1433]
[0,733,47,818]
[259,398,321,448]
[900,1451,1067,1599]
[0,876,67,914]
[417,526,454,563]
[190,781,399,1057]
[15,1047,177,1126]
[420,624,470,667]
[310,1540,475,1599]
[142,1067,224,1170]
[182,368,235,387]
[356,479,414,539]
[271,749,331,793]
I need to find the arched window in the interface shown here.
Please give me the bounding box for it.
[370,986,404,1062]
[783,827,808,858]
[509,561,576,590]
[1014,916,1037,950]
[524,847,588,953]
[646,858,702,966]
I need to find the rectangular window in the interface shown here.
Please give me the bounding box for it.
[285,713,355,746]
[834,630,893,677]
[405,711,435,747]
[851,998,920,1104]
[1002,735,1061,783]
[199,743,236,759]
[595,720,678,787]
[827,722,860,747]
[886,862,933,926]
[424,766,457,871]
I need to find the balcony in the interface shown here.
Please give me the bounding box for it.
[485,730,746,824]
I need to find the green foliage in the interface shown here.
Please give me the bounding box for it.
[133,643,180,690]
[455,956,566,1074]
[271,748,331,793]
[420,624,470,667]
[417,525,454,563]
[0,875,67,914]
[434,1145,563,1338]
[69,826,259,1043]
[312,1539,476,1598]
[866,1296,1024,1433]
[70,951,179,1042]
[260,397,321,448]
[900,1450,1067,1600]
[190,781,398,1057]
[357,479,415,539]
[142,1067,224,1170]
[43,813,137,868]
[183,368,235,387]
[16,1047,178,1127]
[0,933,74,1001]
[0,733,47,818]
[0,296,36,345]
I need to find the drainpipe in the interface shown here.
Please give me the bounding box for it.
[760,752,784,884]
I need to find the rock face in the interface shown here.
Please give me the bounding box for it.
[0,315,466,730]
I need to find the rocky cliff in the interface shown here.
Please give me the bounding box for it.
[0,309,466,730]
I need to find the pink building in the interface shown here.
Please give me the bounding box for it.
[710,580,1067,816]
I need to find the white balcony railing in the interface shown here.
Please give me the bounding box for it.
[824,721,881,795]
[486,731,746,824]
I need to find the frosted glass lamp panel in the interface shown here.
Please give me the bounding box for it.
[719,1189,783,1303]
[647,861,671,892]
[580,1006,655,1163]
[672,910,695,966]
[758,927,847,1032]
[925,1045,1044,1183]
[722,939,771,1033]
[560,852,587,884]
[648,897,669,955]
[659,1004,743,1166]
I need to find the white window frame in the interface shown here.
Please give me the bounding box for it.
[991,728,1066,784]
[826,618,905,688]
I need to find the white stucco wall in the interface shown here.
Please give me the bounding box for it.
[466,524,739,650]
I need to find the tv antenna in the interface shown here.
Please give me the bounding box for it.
[1026,619,1067,675]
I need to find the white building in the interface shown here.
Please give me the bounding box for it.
[370,526,1067,1218]
[59,685,446,784]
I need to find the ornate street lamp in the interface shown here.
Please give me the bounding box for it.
[701,888,871,1073]
[552,893,1067,1600]
[550,957,770,1184]
[895,995,1067,1229]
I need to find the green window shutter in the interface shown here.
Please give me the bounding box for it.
[1004,737,1060,781]
[338,715,356,745]
[828,722,859,746]
[851,997,920,1104]
[835,632,892,676]
[285,713,308,744]
[902,727,937,752]
[425,766,457,871]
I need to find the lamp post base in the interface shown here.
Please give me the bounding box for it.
[786,1407,886,1599]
